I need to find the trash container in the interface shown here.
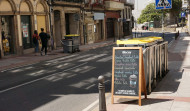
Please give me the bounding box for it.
[61,39,73,53]
[116,36,167,94]
[64,34,80,52]
[61,34,80,53]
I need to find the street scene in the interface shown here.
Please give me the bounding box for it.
[0,0,190,111]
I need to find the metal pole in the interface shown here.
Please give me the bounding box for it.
[162,10,164,40]
[98,76,107,111]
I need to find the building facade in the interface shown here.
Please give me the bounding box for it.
[0,0,50,58]
[0,0,134,58]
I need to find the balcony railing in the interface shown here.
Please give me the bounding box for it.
[53,0,82,3]
[121,0,135,5]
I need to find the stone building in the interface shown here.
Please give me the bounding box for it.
[0,0,134,58]
[0,0,50,58]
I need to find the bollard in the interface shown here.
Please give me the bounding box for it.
[178,31,179,36]
[162,33,165,40]
[175,33,177,40]
[98,76,107,111]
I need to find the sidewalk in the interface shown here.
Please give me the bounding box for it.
[103,30,190,111]
[0,39,115,71]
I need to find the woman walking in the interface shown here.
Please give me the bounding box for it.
[32,30,40,56]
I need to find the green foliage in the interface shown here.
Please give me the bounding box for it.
[170,0,182,17]
[137,0,182,24]
[137,3,163,24]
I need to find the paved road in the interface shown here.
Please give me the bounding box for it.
[0,32,175,111]
[133,31,175,44]
[0,45,115,111]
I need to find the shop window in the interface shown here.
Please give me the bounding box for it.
[1,16,15,55]
[21,16,32,49]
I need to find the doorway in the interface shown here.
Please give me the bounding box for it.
[1,16,15,55]
[21,15,32,49]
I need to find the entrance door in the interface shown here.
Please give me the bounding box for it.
[1,16,15,55]
[21,16,32,49]
[65,13,70,35]
[107,18,114,38]
[37,15,46,34]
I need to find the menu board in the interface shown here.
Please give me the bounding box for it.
[114,49,139,96]
[111,47,147,106]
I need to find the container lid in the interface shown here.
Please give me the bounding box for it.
[65,34,79,37]
[117,39,154,45]
[116,36,163,45]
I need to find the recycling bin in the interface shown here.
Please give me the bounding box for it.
[61,34,80,53]
[116,36,168,94]
[61,39,73,53]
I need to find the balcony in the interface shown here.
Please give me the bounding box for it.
[53,0,82,6]
[121,0,135,5]
[104,1,124,10]
[53,0,82,3]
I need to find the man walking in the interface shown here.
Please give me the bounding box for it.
[39,28,48,56]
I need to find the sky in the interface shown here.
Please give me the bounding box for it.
[133,0,155,20]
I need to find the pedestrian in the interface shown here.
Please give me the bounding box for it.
[32,30,40,56]
[39,28,48,56]
[46,31,51,52]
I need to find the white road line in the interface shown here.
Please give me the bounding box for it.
[47,54,78,62]
[82,99,99,111]
[0,62,88,94]
[1,63,37,72]
[85,84,96,90]
[79,54,107,62]
[96,56,112,62]
[168,39,174,48]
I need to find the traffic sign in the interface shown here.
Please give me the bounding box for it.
[155,0,172,9]
[181,12,186,18]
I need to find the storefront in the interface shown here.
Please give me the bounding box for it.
[104,1,124,40]
[0,0,17,57]
[1,16,15,55]
[93,12,105,41]
[105,12,120,39]
[53,6,81,47]
[21,15,32,49]
[85,12,95,44]
[0,0,49,58]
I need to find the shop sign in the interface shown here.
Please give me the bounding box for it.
[23,25,28,37]
[94,13,104,20]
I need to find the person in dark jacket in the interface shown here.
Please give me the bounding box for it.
[39,28,48,56]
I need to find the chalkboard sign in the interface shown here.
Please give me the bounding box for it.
[114,49,139,96]
[111,47,147,106]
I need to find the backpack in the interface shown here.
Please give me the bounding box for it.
[33,37,37,44]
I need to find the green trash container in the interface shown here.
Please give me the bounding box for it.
[64,34,80,52]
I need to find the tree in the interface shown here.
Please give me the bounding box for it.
[137,0,182,24]
[137,3,163,24]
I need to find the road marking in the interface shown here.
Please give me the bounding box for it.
[82,99,99,111]
[64,54,93,62]
[1,63,37,72]
[85,84,96,90]
[168,39,174,48]
[79,54,107,62]
[0,62,87,94]
[47,54,78,63]
[96,56,112,62]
